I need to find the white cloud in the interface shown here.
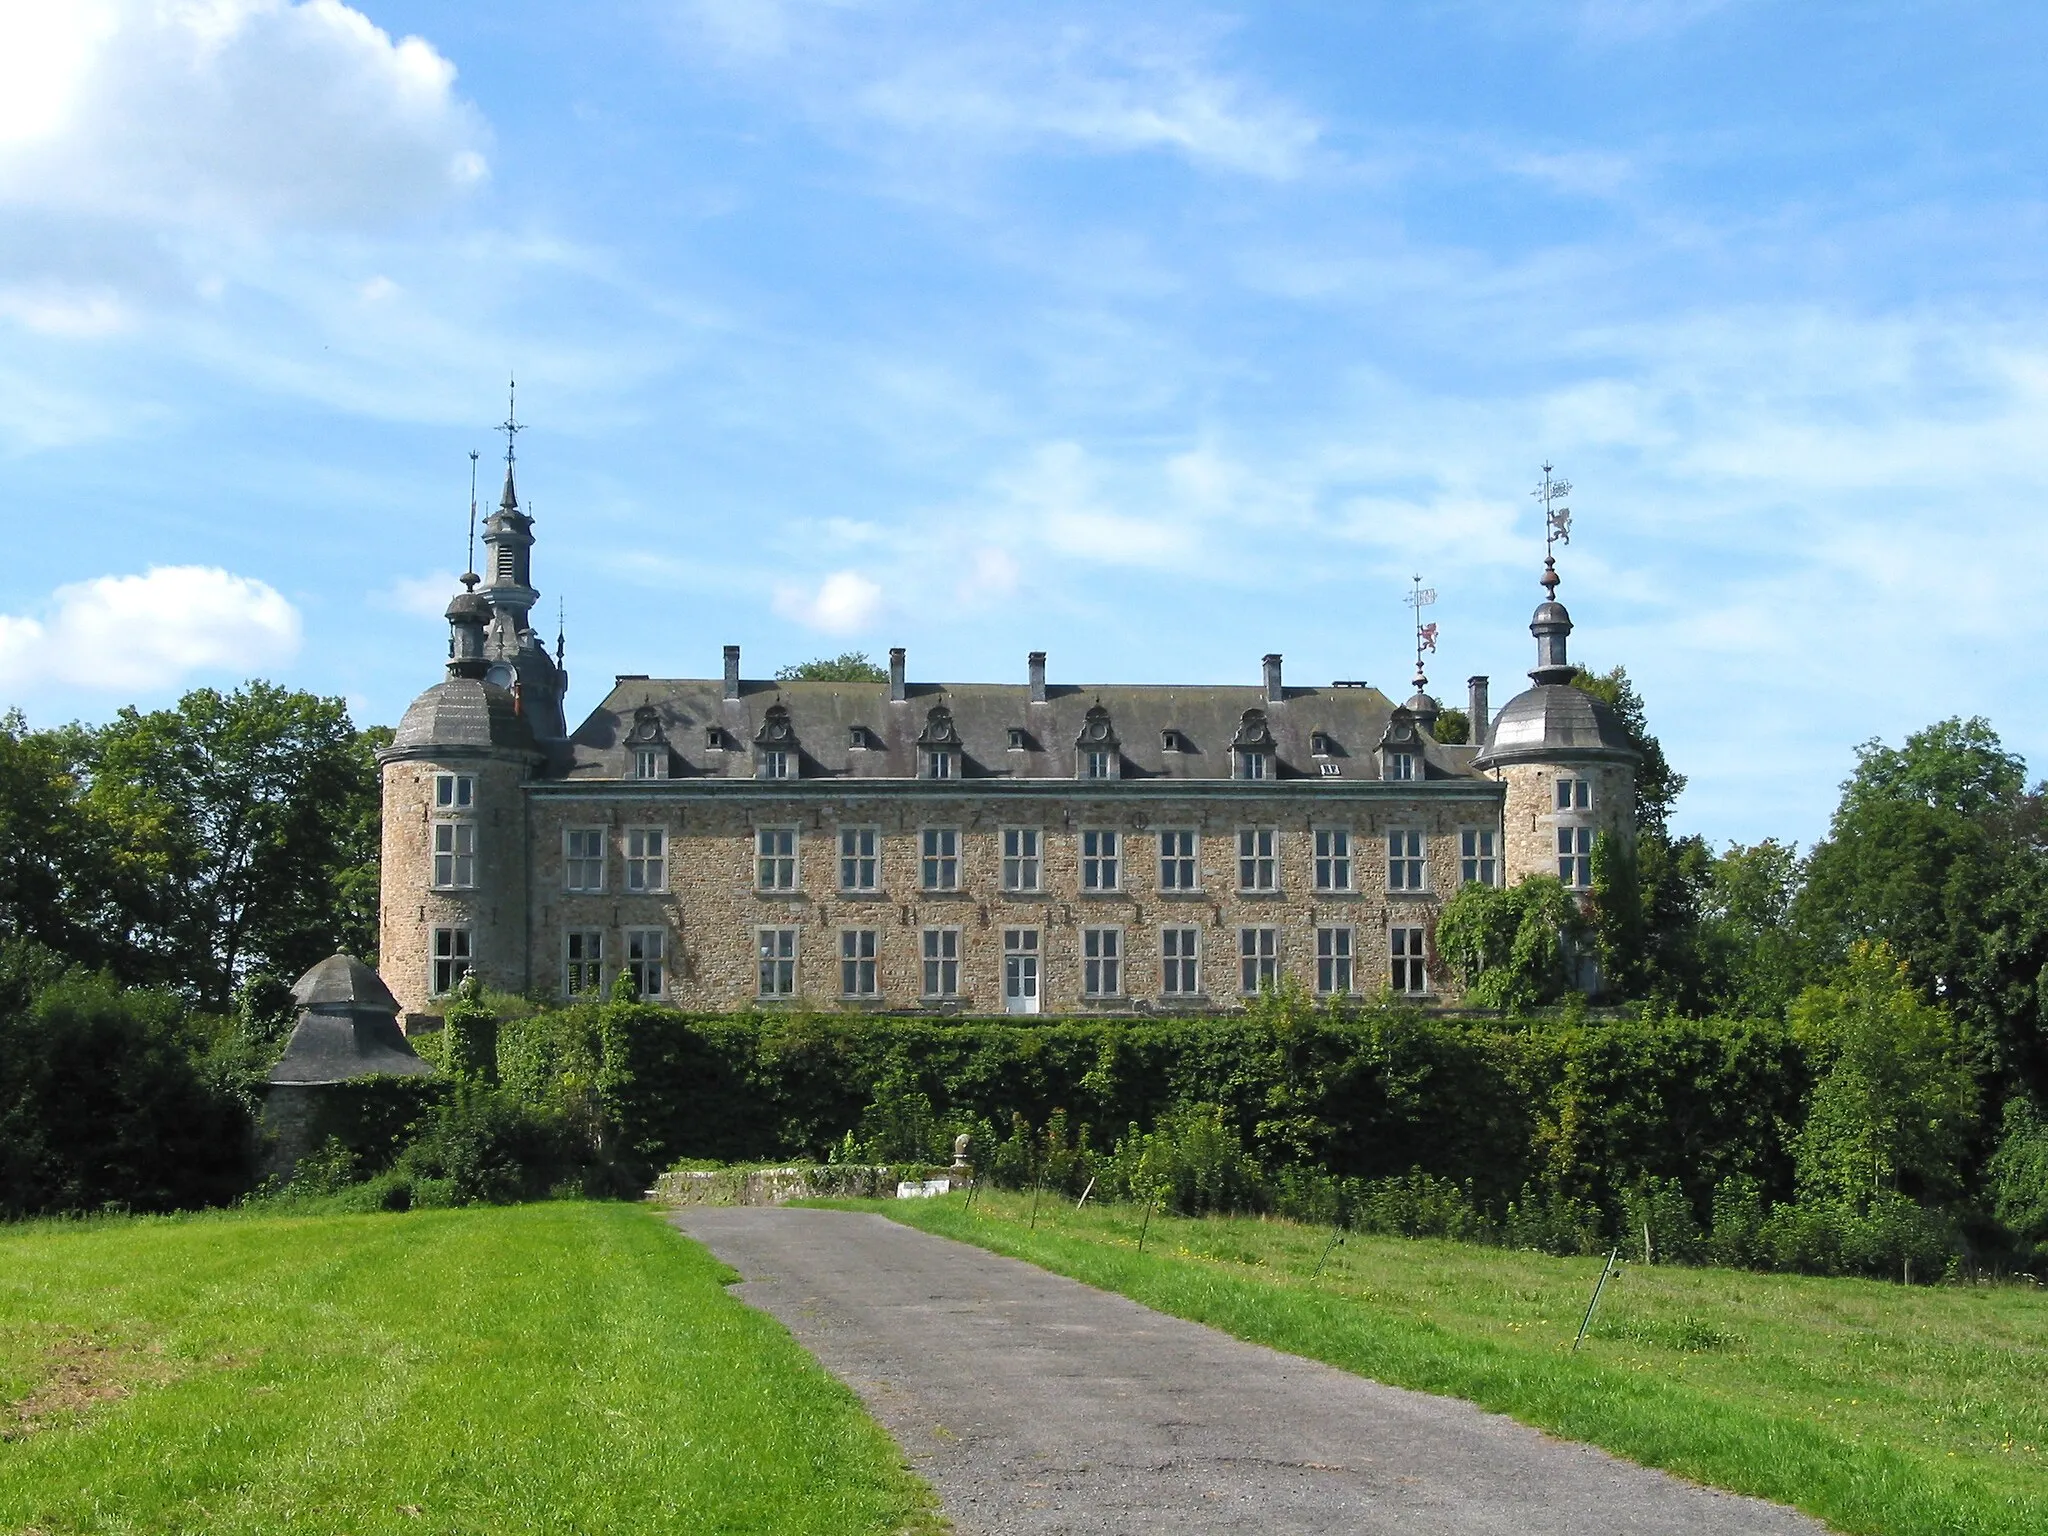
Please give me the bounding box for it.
[0,0,488,228]
[380,573,462,619]
[773,569,884,633]
[0,566,301,694]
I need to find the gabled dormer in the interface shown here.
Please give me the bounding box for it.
[1075,704,1121,780]
[916,704,963,780]
[753,704,801,780]
[624,705,670,780]
[1231,708,1277,780]
[1377,706,1428,782]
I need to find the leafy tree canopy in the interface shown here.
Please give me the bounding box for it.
[1431,707,1470,745]
[774,652,888,683]
[1568,665,1685,837]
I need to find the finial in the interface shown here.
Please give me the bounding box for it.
[1404,574,1438,693]
[499,376,520,467]
[556,598,566,666]
[464,449,480,586]
[1531,462,1572,597]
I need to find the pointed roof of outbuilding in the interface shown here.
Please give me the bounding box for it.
[268,954,436,1086]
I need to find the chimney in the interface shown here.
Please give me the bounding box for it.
[889,646,907,702]
[1468,675,1489,739]
[723,645,740,700]
[1262,653,1284,704]
[1028,650,1047,702]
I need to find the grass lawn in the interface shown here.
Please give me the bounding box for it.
[870,1190,2047,1536]
[0,1202,943,1535]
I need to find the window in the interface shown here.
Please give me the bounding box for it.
[1235,749,1268,781]
[1460,829,1498,887]
[1083,928,1122,996]
[1314,829,1352,891]
[1311,732,1333,756]
[1081,829,1120,891]
[758,927,798,997]
[1316,927,1354,995]
[1158,830,1197,891]
[431,927,470,996]
[564,929,603,996]
[922,929,960,998]
[625,827,666,892]
[1239,927,1280,993]
[1558,827,1593,888]
[625,928,665,999]
[1386,752,1416,782]
[1557,776,1592,811]
[1237,828,1277,891]
[434,773,475,810]
[1388,830,1427,892]
[432,820,477,888]
[1001,827,1041,891]
[1008,728,1029,751]
[1161,928,1200,996]
[1082,750,1114,780]
[757,827,797,890]
[1320,762,1342,777]
[1003,929,1040,1014]
[564,828,604,892]
[925,750,955,780]
[634,747,666,780]
[839,930,878,998]
[1391,927,1428,995]
[1161,729,1182,753]
[838,826,879,892]
[921,827,959,890]
[759,749,792,780]
[705,727,724,751]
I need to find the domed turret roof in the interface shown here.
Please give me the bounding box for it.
[1473,683,1636,768]
[392,676,538,754]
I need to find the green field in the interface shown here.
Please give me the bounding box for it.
[873,1191,2048,1536]
[0,1203,943,1536]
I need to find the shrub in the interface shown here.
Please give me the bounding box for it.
[1988,1097,2048,1255]
[396,1083,572,1204]
[1100,1104,1266,1216]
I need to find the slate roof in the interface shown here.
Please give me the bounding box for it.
[269,954,436,1086]
[1472,682,1637,769]
[391,676,539,755]
[561,677,1484,783]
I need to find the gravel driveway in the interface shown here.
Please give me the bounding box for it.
[674,1207,1829,1535]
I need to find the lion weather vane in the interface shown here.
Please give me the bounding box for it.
[1532,462,1573,595]
[1405,574,1438,692]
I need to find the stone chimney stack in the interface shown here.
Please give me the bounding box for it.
[1262,653,1284,703]
[1028,651,1047,702]
[889,647,907,702]
[1468,675,1489,740]
[723,645,741,700]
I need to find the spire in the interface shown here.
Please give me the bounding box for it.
[481,377,537,621]
[498,376,521,513]
[465,450,480,585]
[1528,464,1577,686]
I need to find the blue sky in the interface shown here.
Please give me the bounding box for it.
[3,1,2044,849]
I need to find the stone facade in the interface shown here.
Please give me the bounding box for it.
[376,445,1640,1019]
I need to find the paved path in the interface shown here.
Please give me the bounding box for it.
[674,1207,1829,1535]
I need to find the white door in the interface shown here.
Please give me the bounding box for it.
[1003,929,1040,1014]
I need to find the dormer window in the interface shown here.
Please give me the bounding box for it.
[1074,704,1120,782]
[1386,752,1415,782]
[1008,728,1029,751]
[706,727,724,750]
[1311,732,1333,756]
[1229,708,1278,781]
[634,747,667,780]
[1083,750,1115,780]
[1162,729,1182,753]
[848,726,871,750]
[915,704,964,781]
[623,706,670,779]
[760,749,793,780]
[753,704,801,780]
[1236,750,1269,781]
[925,750,955,780]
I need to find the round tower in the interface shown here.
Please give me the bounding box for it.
[1471,553,1638,892]
[377,574,543,1023]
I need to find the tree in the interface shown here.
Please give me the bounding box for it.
[1568,665,1685,839]
[74,683,384,1010]
[1431,708,1470,745]
[0,713,112,966]
[1789,942,1976,1208]
[774,652,888,683]
[1704,839,1808,1019]
[1436,875,1588,1011]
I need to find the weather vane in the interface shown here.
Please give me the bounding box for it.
[1405,574,1438,691]
[1531,462,1572,595]
[464,449,480,587]
[499,375,520,467]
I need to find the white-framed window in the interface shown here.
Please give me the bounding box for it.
[839,929,878,998]
[1237,827,1277,892]
[1082,927,1122,996]
[1460,829,1498,887]
[564,928,603,996]
[430,926,470,997]
[1388,829,1427,892]
[1556,776,1592,811]
[1239,927,1280,993]
[625,827,667,892]
[634,747,667,780]
[432,820,477,889]
[1559,827,1594,888]
[1316,927,1354,995]
[1003,928,1041,1014]
[759,749,793,780]
[434,773,475,810]
[1391,926,1428,995]
[925,749,955,780]
[921,828,959,890]
[1161,927,1200,995]
[838,826,879,892]
[1082,749,1115,780]
[1081,829,1120,891]
[756,827,798,890]
[1001,827,1041,891]
[625,927,665,999]
[1235,749,1268,781]
[1314,829,1352,891]
[1386,752,1416,782]
[922,928,960,998]
[758,927,798,997]
[1320,762,1342,777]
[564,828,604,892]
[1158,830,1198,891]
